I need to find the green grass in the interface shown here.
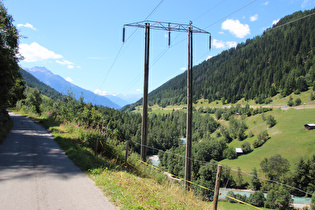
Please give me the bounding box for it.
[10,109,263,209]
[220,108,315,175]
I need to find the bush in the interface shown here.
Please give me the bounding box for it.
[253,130,269,148]
[226,191,248,203]
[287,99,294,107]
[275,187,293,209]
[223,147,237,159]
[226,191,236,203]
[248,191,265,207]
[248,130,254,138]
[241,142,252,154]
[266,115,276,128]
[265,187,293,209]
[265,189,277,209]
[295,98,302,106]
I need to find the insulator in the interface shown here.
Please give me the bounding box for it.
[168,31,171,47]
[122,27,125,43]
[168,23,171,47]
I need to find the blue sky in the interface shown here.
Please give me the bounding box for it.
[4,0,315,101]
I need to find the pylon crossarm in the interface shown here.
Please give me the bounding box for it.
[124,20,210,34]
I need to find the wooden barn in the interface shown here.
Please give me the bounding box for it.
[304,124,315,130]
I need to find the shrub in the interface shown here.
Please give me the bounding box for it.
[275,187,293,209]
[241,142,252,154]
[248,130,254,138]
[248,191,265,207]
[287,99,294,107]
[226,191,247,203]
[223,147,237,160]
[226,191,236,203]
[266,115,276,128]
[265,98,273,104]
[264,188,293,209]
[265,189,277,209]
[295,98,302,106]
[253,130,269,148]
[251,167,261,191]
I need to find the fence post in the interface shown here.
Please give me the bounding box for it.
[213,165,222,210]
[125,140,130,167]
[95,138,100,156]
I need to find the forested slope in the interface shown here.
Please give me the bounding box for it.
[133,9,315,107]
[19,69,63,99]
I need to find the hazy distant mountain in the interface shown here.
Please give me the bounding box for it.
[23,66,121,109]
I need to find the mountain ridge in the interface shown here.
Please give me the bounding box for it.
[23,66,122,109]
[131,9,315,108]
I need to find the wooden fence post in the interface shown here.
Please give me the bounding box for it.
[213,165,222,210]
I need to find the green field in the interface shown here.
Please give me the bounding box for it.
[220,108,315,175]
[134,90,315,177]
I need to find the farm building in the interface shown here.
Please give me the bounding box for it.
[235,148,243,155]
[304,124,315,130]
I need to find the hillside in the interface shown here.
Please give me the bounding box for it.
[19,69,63,99]
[23,67,121,109]
[132,9,315,108]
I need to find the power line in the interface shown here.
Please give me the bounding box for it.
[193,0,227,22]
[144,0,165,20]
[204,0,258,29]
[268,11,315,32]
[92,0,166,104]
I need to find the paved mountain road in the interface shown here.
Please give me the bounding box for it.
[0,111,116,210]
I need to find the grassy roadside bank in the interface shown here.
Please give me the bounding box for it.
[8,108,267,209]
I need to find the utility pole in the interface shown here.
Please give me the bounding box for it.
[140,22,150,162]
[185,23,193,190]
[123,20,211,187]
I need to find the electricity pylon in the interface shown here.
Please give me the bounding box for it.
[123,20,211,189]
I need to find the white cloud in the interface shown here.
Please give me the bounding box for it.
[94,89,108,96]
[213,39,237,49]
[226,41,237,48]
[136,89,141,92]
[250,14,258,22]
[19,42,62,62]
[180,67,186,71]
[272,19,280,26]
[263,1,269,6]
[213,39,225,49]
[218,31,224,34]
[56,59,73,65]
[221,19,250,38]
[65,77,73,82]
[56,59,75,69]
[206,56,213,61]
[17,23,37,30]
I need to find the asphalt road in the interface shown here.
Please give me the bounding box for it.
[0,111,116,210]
